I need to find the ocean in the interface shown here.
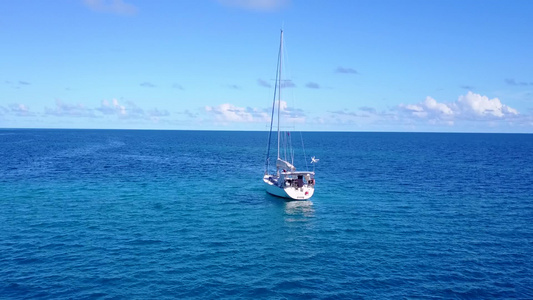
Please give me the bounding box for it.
[1,129,532,299]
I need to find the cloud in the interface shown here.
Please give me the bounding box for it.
[96,99,145,119]
[4,80,31,88]
[97,99,126,116]
[425,96,454,115]
[146,108,170,122]
[257,79,293,88]
[305,82,320,89]
[205,103,269,123]
[326,92,523,130]
[335,67,358,74]
[147,108,170,117]
[456,91,518,118]
[95,98,171,121]
[329,109,360,117]
[398,92,518,124]
[505,78,532,86]
[216,0,289,11]
[121,101,145,118]
[140,82,156,88]
[176,109,197,119]
[204,100,305,124]
[9,104,31,116]
[257,79,272,88]
[3,103,35,117]
[325,107,396,128]
[279,100,306,121]
[83,0,138,15]
[45,100,96,117]
[359,106,377,114]
[328,107,384,119]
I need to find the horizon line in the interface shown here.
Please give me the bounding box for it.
[1,127,531,135]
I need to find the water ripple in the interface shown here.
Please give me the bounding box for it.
[1,130,532,298]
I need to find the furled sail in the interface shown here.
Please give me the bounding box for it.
[276,158,295,172]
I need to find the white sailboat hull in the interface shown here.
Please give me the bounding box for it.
[263,175,314,200]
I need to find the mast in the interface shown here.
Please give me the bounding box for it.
[277,29,283,160]
[265,29,283,174]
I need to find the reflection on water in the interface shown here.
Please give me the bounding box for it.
[265,195,315,226]
[284,200,315,222]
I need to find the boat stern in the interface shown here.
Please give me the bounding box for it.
[285,185,314,200]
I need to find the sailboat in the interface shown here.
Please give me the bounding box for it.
[263,30,317,200]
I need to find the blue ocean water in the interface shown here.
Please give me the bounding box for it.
[1,129,532,299]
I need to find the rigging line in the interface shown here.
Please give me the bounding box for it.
[281,32,296,116]
[280,32,297,167]
[282,130,287,163]
[282,130,287,162]
[289,131,295,166]
[300,131,309,171]
[265,31,282,173]
[277,29,283,161]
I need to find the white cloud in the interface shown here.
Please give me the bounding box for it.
[45,100,95,117]
[322,92,526,131]
[279,100,306,122]
[96,99,153,119]
[216,0,289,11]
[9,103,34,116]
[204,100,306,125]
[401,104,427,118]
[424,97,453,116]
[0,103,35,117]
[399,97,454,121]
[399,92,518,124]
[83,0,138,15]
[278,100,287,111]
[456,91,518,118]
[205,103,269,123]
[97,99,127,116]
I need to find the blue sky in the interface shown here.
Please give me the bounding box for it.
[1,0,532,132]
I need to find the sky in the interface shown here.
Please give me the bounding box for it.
[1,0,532,132]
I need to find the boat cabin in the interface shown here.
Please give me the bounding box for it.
[280,171,315,188]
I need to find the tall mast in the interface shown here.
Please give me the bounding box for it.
[265,30,283,173]
[277,29,283,160]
